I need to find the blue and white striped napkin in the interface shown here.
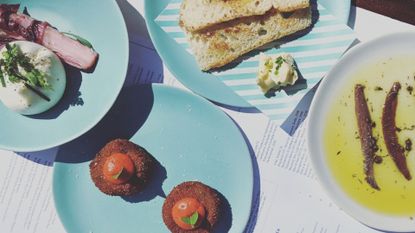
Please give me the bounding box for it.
[156,1,355,125]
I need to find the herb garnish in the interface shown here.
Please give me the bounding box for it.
[0,68,5,87]
[274,56,285,75]
[112,167,124,180]
[181,211,199,228]
[22,7,31,16]
[62,32,94,49]
[264,59,273,70]
[0,43,51,101]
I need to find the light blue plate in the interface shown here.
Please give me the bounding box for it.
[144,0,351,108]
[53,84,254,233]
[0,0,128,152]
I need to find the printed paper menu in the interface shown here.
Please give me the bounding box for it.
[223,91,381,233]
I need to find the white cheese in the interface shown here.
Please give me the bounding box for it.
[256,53,299,93]
[0,41,66,115]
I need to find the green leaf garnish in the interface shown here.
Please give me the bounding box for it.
[112,167,124,180]
[189,211,199,226]
[62,32,94,49]
[181,211,199,228]
[181,216,191,225]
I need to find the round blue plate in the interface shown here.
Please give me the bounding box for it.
[53,84,254,233]
[0,0,128,152]
[144,0,351,108]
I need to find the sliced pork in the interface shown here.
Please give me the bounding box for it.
[0,4,98,71]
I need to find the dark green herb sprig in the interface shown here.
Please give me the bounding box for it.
[0,67,5,87]
[274,56,285,76]
[0,43,51,101]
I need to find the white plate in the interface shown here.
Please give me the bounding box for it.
[308,31,415,232]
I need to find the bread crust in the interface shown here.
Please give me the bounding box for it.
[180,0,310,32]
[182,7,312,71]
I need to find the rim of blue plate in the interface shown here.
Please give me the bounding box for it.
[0,0,129,152]
[53,83,254,233]
[143,0,351,109]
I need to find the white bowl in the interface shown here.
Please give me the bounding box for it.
[308,31,415,232]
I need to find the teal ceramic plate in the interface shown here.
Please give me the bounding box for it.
[144,0,351,108]
[0,0,128,152]
[53,84,254,233]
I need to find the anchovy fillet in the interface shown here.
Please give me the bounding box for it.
[355,84,380,190]
[382,82,411,180]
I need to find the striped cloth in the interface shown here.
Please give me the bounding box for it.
[156,1,355,125]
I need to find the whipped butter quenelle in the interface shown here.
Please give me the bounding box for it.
[256,53,299,93]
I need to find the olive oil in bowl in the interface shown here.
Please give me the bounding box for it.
[324,55,415,215]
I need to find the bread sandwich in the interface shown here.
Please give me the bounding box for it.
[179,0,312,71]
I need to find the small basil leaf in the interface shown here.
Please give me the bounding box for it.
[181,216,191,225]
[189,211,199,226]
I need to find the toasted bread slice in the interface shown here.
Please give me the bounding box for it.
[183,7,312,71]
[180,0,310,32]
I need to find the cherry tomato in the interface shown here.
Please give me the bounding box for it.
[103,153,135,184]
[171,198,206,230]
